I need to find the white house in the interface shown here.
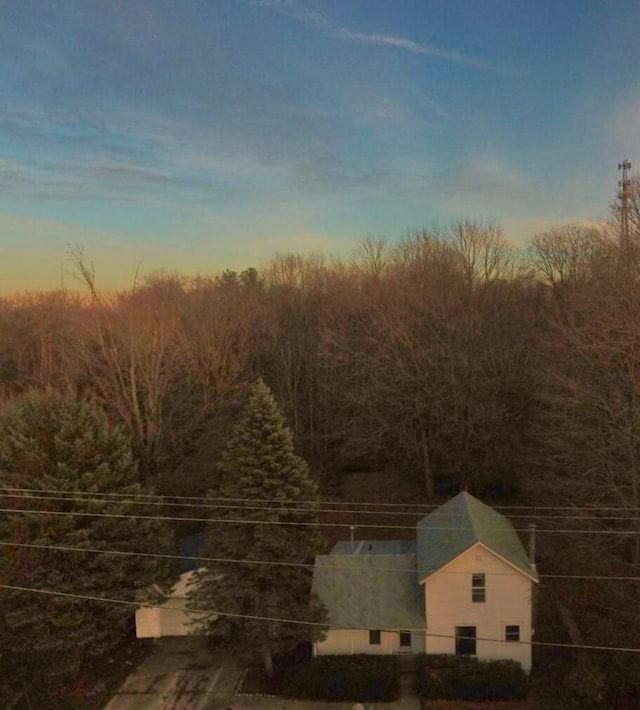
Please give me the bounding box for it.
[312,492,538,671]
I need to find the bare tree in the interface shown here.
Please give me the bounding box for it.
[178,273,262,410]
[319,223,535,497]
[524,246,640,699]
[350,237,389,280]
[528,223,605,302]
[451,219,513,287]
[69,249,183,483]
[0,291,84,393]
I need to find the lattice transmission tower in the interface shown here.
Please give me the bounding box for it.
[618,159,632,250]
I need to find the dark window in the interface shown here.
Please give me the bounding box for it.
[455,626,477,655]
[399,630,411,648]
[505,625,520,642]
[472,573,486,602]
[369,629,381,645]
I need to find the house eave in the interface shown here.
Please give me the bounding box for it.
[418,541,539,585]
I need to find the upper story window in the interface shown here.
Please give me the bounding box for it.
[472,572,486,602]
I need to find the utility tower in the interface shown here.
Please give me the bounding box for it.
[618,159,632,250]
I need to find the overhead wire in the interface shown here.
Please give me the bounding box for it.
[3,486,640,513]
[1,506,639,535]
[0,582,638,655]
[0,508,640,536]
[2,490,640,522]
[2,540,639,581]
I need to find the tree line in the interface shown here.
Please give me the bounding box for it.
[0,212,634,501]
[0,176,639,705]
[0,222,546,495]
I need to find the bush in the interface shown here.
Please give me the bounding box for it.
[417,655,528,701]
[280,654,400,702]
[564,655,606,710]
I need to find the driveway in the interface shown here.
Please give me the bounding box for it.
[104,637,242,710]
[104,638,421,710]
[207,698,421,710]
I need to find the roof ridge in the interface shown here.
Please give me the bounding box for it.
[459,491,480,540]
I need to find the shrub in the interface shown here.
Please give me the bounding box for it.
[564,655,606,710]
[280,654,400,702]
[417,654,473,699]
[417,654,528,700]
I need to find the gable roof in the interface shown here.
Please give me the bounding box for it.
[416,492,538,583]
[311,553,424,629]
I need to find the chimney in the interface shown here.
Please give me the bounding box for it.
[528,523,536,570]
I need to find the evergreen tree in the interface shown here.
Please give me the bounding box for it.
[0,389,173,699]
[189,379,326,675]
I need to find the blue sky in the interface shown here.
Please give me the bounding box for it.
[1,0,639,292]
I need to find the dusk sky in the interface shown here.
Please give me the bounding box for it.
[1,0,639,292]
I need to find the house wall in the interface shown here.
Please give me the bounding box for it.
[135,571,210,638]
[135,596,208,637]
[423,544,534,671]
[315,629,425,656]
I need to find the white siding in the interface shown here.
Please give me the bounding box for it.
[315,629,425,656]
[135,571,211,638]
[423,543,534,671]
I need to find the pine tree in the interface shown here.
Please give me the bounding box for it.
[0,389,173,698]
[189,379,326,676]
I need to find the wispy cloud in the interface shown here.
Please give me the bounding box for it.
[455,155,531,198]
[244,0,517,75]
[609,94,640,155]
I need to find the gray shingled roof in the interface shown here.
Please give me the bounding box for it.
[311,553,424,629]
[416,492,538,583]
[331,540,416,555]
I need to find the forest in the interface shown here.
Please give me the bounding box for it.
[1,177,640,708]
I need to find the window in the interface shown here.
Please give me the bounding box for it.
[505,625,520,642]
[399,630,411,648]
[369,629,381,645]
[472,573,486,602]
[455,626,477,655]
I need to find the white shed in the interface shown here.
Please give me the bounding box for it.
[135,570,212,638]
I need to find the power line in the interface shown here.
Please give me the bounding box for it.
[2,540,639,581]
[4,486,640,513]
[1,485,431,507]
[2,490,640,522]
[0,582,638,654]
[2,506,640,535]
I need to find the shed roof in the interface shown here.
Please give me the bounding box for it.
[311,553,424,629]
[416,492,538,582]
[177,533,206,572]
